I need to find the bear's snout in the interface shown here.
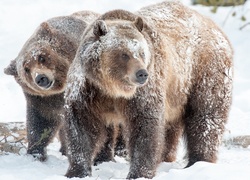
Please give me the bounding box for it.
[135,69,148,85]
[35,74,52,89]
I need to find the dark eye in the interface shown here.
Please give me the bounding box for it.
[38,55,46,63]
[24,67,30,73]
[121,53,130,61]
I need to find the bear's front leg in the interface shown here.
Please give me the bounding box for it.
[162,120,183,162]
[64,103,106,178]
[126,101,165,179]
[25,93,63,161]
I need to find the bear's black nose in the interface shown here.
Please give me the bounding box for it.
[35,74,51,88]
[136,69,148,84]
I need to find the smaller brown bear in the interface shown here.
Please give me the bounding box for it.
[4,11,99,161]
[64,1,233,179]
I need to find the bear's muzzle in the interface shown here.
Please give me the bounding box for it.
[35,74,53,89]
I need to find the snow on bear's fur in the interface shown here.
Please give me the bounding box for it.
[64,1,233,179]
[4,11,99,161]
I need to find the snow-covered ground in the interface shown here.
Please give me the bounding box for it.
[0,0,250,179]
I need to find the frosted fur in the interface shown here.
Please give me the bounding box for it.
[98,23,151,66]
[138,1,232,97]
[4,11,99,162]
[65,57,85,103]
[6,10,100,97]
[139,1,233,106]
[64,1,233,179]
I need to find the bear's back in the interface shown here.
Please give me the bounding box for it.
[46,16,87,45]
[44,11,99,46]
[137,1,233,91]
[137,1,233,59]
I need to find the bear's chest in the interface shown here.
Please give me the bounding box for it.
[92,97,126,125]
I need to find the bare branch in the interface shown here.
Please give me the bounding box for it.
[239,22,250,30]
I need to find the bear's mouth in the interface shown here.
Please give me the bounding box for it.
[120,79,136,92]
[122,84,134,92]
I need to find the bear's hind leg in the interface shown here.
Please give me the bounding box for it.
[114,124,127,157]
[94,125,116,165]
[162,121,183,162]
[59,128,67,156]
[184,72,232,167]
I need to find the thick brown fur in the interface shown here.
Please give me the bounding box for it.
[4,11,99,161]
[64,1,233,179]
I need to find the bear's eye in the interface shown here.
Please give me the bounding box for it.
[38,55,46,63]
[121,53,130,61]
[24,67,30,74]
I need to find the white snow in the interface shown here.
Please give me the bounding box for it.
[1,0,250,179]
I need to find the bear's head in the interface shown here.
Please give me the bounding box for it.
[80,15,151,99]
[4,21,77,96]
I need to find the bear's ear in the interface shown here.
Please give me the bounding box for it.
[4,60,17,76]
[38,22,54,39]
[93,20,108,38]
[134,17,143,32]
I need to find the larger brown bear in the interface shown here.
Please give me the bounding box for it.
[4,11,99,161]
[64,1,233,179]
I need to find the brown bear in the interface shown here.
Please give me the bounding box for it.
[4,11,99,161]
[64,1,233,179]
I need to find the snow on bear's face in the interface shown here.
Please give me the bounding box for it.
[82,18,151,98]
[19,44,69,96]
[4,22,71,96]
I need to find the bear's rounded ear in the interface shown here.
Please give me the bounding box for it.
[4,60,17,76]
[38,22,54,39]
[134,17,143,32]
[93,20,108,38]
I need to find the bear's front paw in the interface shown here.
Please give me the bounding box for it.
[127,169,154,179]
[31,153,47,162]
[27,148,47,161]
[65,164,91,178]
